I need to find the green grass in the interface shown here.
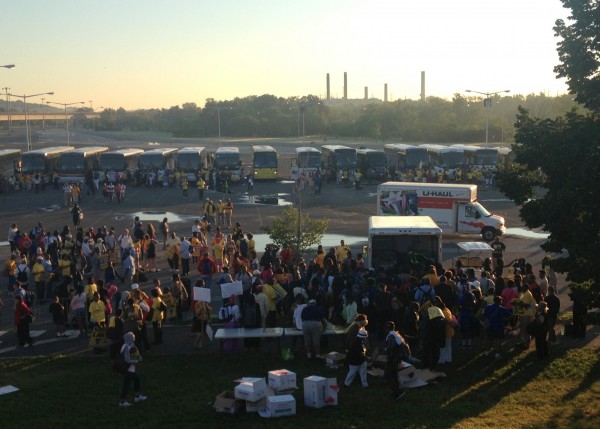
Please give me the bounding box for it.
[1,347,600,428]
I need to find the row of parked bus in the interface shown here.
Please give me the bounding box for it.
[310,143,514,183]
[0,144,285,185]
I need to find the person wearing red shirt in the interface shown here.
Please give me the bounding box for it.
[14,295,34,347]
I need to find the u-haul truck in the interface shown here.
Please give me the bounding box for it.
[367,216,442,270]
[376,182,506,241]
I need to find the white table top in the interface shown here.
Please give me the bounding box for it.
[214,327,284,339]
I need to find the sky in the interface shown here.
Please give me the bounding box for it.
[1,0,572,110]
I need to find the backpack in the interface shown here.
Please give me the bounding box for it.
[239,239,248,256]
[201,258,212,275]
[414,286,433,305]
[17,266,28,283]
[219,305,232,321]
[243,303,257,327]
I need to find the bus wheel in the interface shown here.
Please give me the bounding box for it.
[482,227,496,242]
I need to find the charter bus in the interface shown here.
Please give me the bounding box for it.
[20,146,75,183]
[99,148,144,182]
[451,144,499,170]
[58,146,109,183]
[0,149,21,180]
[138,148,177,172]
[290,146,321,180]
[421,144,464,174]
[383,144,430,179]
[214,146,242,182]
[321,144,357,183]
[356,148,389,183]
[251,145,278,181]
[176,147,207,183]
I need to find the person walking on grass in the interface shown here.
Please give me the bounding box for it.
[118,332,148,407]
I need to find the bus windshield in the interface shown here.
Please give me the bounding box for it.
[215,153,240,169]
[139,154,165,170]
[60,155,84,172]
[21,156,45,173]
[101,154,126,171]
[298,152,321,169]
[441,152,464,168]
[335,149,357,168]
[253,152,277,168]
[367,153,387,168]
[477,151,498,166]
[406,149,429,168]
[177,153,201,170]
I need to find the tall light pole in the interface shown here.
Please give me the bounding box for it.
[8,91,54,151]
[210,106,231,147]
[47,100,85,145]
[40,97,46,130]
[89,100,96,132]
[2,87,11,135]
[465,89,510,145]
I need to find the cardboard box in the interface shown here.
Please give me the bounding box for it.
[398,361,416,384]
[268,369,297,391]
[266,394,296,417]
[213,390,243,414]
[234,377,267,402]
[324,378,339,406]
[304,376,327,408]
[245,398,266,413]
[325,352,346,368]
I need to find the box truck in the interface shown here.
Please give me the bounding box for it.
[367,216,442,270]
[376,182,506,241]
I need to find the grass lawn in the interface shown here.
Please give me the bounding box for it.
[1,346,599,429]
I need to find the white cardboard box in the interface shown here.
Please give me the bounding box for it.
[213,390,243,414]
[266,394,296,417]
[304,376,327,408]
[234,377,267,402]
[324,378,339,406]
[268,369,297,391]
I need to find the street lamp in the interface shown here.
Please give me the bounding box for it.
[209,106,232,147]
[2,87,11,135]
[8,91,54,151]
[465,89,510,144]
[47,100,85,145]
[298,101,321,141]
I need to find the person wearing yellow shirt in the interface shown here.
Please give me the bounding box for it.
[336,240,351,263]
[89,292,106,326]
[150,288,165,345]
[314,245,326,269]
[422,265,441,288]
[216,200,225,227]
[212,240,224,271]
[517,283,537,348]
[59,254,72,279]
[197,178,206,200]
[165,232,181,272]
[223,198,234,229]
[4,254,17,292]
[181,178,189,199]
[262,280,277,327]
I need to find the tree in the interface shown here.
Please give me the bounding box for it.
[496,106,600,307]
[262,206,328,262]
[554,1,600,113]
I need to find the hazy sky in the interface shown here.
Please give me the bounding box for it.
[1,0,571,110]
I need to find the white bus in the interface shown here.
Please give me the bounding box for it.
[21,146,75,183]
[176,147,207,183]
[100,148,144,182]
[421,144,464,174]
[451,144,499,170]
[321,144,357,183]
[383,144,430,178]
[138,148,178,172]
[290,146,321,180]
[59,146,109,183]
[214,147,242,182]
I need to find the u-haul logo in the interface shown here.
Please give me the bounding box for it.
[422,191,453,197]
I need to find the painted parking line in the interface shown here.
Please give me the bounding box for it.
[0,331,79,355]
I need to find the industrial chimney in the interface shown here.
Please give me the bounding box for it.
[364,86,368,100]
[420,71,426,101]
[344,72,348,99]
[384,83,388,102]
[326,73,330,100]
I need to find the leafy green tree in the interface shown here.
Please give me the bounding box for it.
[263,206,328,261]
[554,0,600,113]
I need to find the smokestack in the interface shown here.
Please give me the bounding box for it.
[364,86,368,100]
[420,71,426,101]
[326,73,330,100]
[384,83,388,102]
[344,72,347,99]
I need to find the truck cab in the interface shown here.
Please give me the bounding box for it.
[456,202,505,241]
